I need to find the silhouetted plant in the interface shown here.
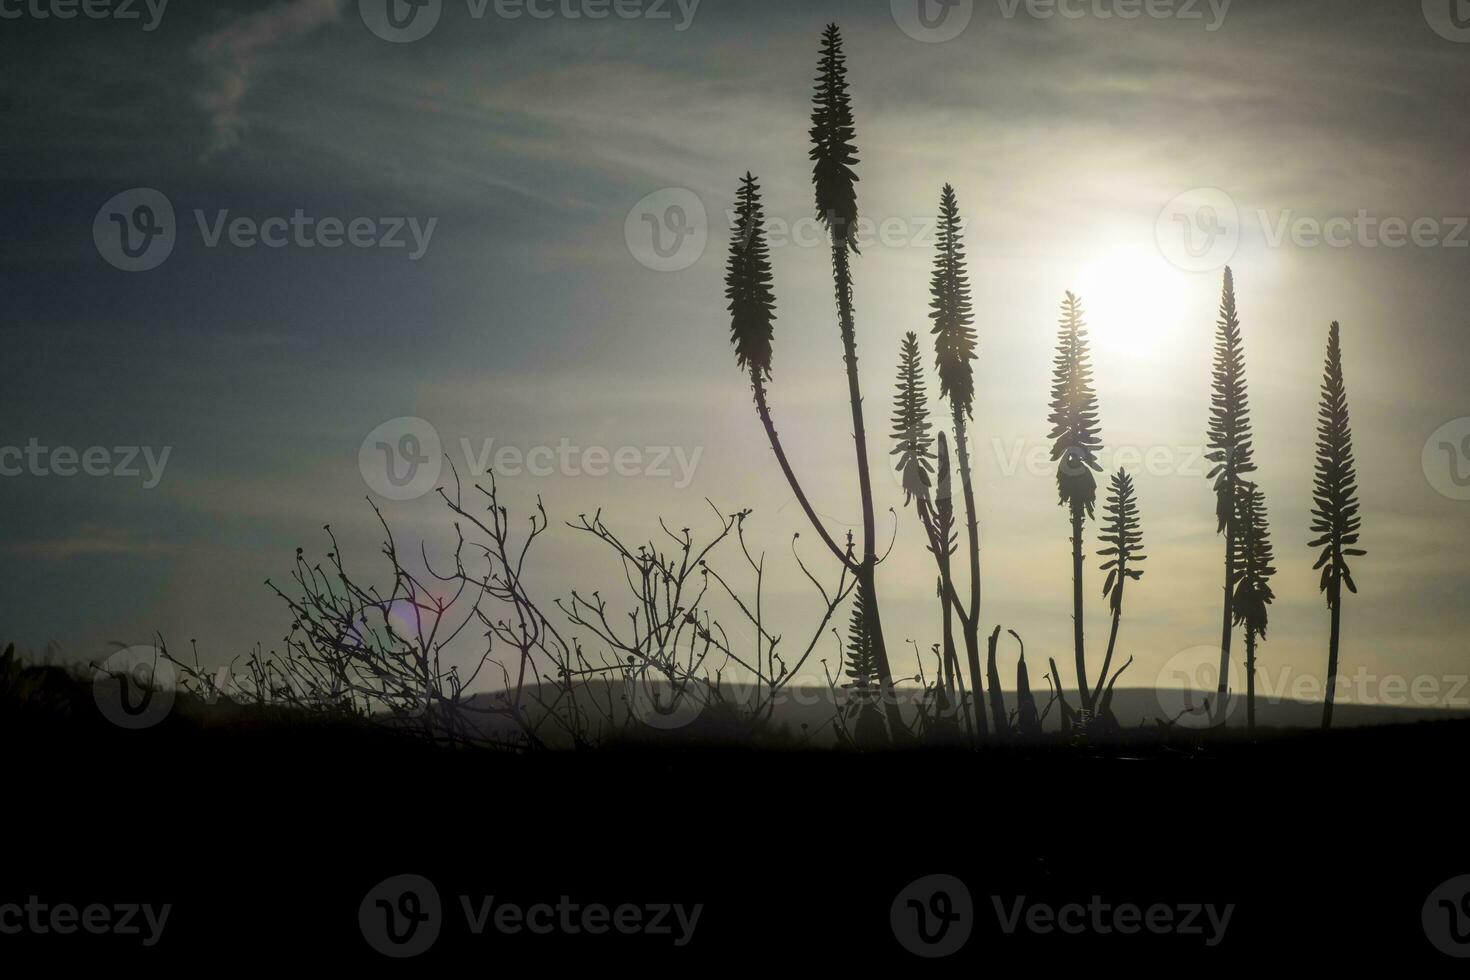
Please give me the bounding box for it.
[1205,266,1256,723]
[1310,321,1364,730]
[985,624,1009,738]
[808,24,903,735]
[723,28,905,739]
[1014,642,1042,738]
[725,175,851,565]
[1093,468,1145,722]
[890,333,968,733]
[725,173,775,381]
[839,583,888,748]
[1047,290,1103,717]
[1232,481,1276,730]
[811,23,859,252]
[891,331,935,507]
[929,182,986,737]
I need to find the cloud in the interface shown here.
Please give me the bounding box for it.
[3,526,176,563]
[192,0,346,156]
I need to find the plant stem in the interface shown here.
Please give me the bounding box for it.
[1323,597,1340,729]
[1092,578,1123,711]
[1071,506,1089,715]
[830,240,904,738]
[1245,629,1257,731]
[951,403,984,734]
[1215,522,1234,725]
[750,370,858,574]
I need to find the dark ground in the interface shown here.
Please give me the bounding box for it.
[4,666,1468,969]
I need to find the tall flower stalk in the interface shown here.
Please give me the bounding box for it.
[809,24,903,735]
[842,582,888,748]
[1093,468,1145,718]
[1047,291,1103,717]
[890,331,970,732]
[1310,321,1364,730]
[1232,481,1276,730]
[1205,267,1256,724]
[928,183,985,734]
[725,175,850,564]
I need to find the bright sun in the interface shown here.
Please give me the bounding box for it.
[1076,244,1190,358]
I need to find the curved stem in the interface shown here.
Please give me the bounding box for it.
[750,368,859,575]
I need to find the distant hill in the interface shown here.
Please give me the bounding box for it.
[460,680,1470,748]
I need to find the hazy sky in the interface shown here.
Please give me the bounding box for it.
[3,0,1469,706]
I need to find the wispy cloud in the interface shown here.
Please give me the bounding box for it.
[3,526,176,563]
[192,0,345,156]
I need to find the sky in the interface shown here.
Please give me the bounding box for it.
[2,0,1469,709]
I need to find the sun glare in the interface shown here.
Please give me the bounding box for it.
[1076,244,1190,357]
